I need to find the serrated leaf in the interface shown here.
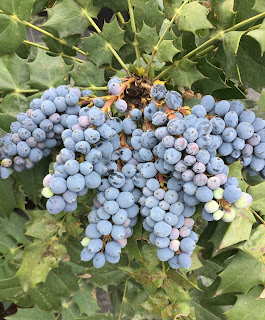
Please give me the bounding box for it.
[29,283,61,311]
[168,59,205,89]
[187,245,203,271]
[225,286,265,320]
[247,19,265,55]
[0,54,29,92]
[13,157,51,204]
[139,242,160,271]
[28,49,72,90]
[43,0,90,38]
[45,263,79,297]
[119,267,163,295]
[82,34,112,67]
[0,0,35,20]
[218,208,255,249]
[101,18,126,51]
[32,0,52,15]
[125,236,143,262]
[6,305,55,320]
[1,93,29,116]
[228,161,248,191]
[177,2,213,34]
[161,301,191,320]
[210,0,236,29]
[42,34,81,56]
[25,210,60,240]
[134,0,165,32]
[92,0,127,12]
[136,23,159,54]
[216,251,265,295]
[86,263,127,286]
[16,238,67,291]
[156,40,180,62]
[193,57,228,94]
[141,291,169,315]
[238,224,265,261]
[0,277,23,301]
[248,181,265,212]
[253,0,265,12]
[73,282,99,316]
[0,212,27,245]
[257,90,265,115]
[163,277,190,303]
[61,300,81,320]
[0,178,16,219]
[70,61,105,87]
[0,16,26,55]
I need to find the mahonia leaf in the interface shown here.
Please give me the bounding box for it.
[0,0,35,20]
[247,20,265,55]
[1,93,29,116]
[137,23,159,54]
[228,161,248,191]
[82,33,112,67]
[248,181,265,213]
[156,40,180,62]
[32,0,52,15]
[16,238,67,291]
[210,0,236,29]
[253,0,265,12]
[5,305,55,320]
[0,212,28,245]
[0,54,29,92]
[0,16,26,55]
[70,61,105,87]
[134,0,165,32]
[225,286,265,320]
[238,225,265,261]
[72,282,99,316]
[168,59,205,89]
[101,18,126,51]
[140,291,169,315]
[177,2,213,34]
[216,251,265,295]
[257,90,265,115]
[29,283,61,311]
[0,178,16,219]
[193,57,228,94]
[92,0,127,12]
[234,0,258,23]
[218,208,255,250]
[43,0,90,38]
[163,0,183,17]
[41,34,81,56]
[28,50,72,90]
[0,277,24,302]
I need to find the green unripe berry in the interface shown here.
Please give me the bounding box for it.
[222,207,236,222]
[234,192,253,209]
[1,158,12,168]
[204,200,219,213]
[81,237,91,247]
[213,209,224,221]
[41,187,54,198]
[213,188,224,200]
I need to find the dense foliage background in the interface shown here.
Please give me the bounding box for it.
[0,0,265,319]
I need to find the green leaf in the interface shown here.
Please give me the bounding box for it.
[6,305,55,320]
[134,0,165,32]
[140,290,169,315]
[70,61,105,87]
[225,286,265,320]
[42,34,81,56]
[177,2,213,34]
[0,16,26,55]
[119,267,163,295]
[216,251,265,295]
[228,161,248,191]
[248,20,265,55]
[92,0,127,12]
[81,34,112,67]
[210,0,236,29]
[125,236,143,262]
[0,277,24,301]
[163,277,190,303]
[136,23,159,54]
[253,0,265,12]
[72,282,99,316]
[13,157,51,204]
[1,93,29,116]
[238,224,265,261]
[156,40,180,63]
[16,238,67,291]
[45,263,79,297]
[193,57,228,94]
[43,0,90,38]
[257,90,265,115]
[0,178,16,219]
[61,300,81,320]
[0,54,29,92]
[0,212,27,245]
[248,181,265,212]
[218,208,256,249]
[25,210,60,240]
[29,283,61,311]
[0,0,35,20]
[101,18,126,51]
[139,242,160,271]
[28,49,72,90]
[0,233,17,255]
[32,0,53,15]
[168,59,205,89]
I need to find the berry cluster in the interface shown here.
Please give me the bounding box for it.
[0,76,257,270]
